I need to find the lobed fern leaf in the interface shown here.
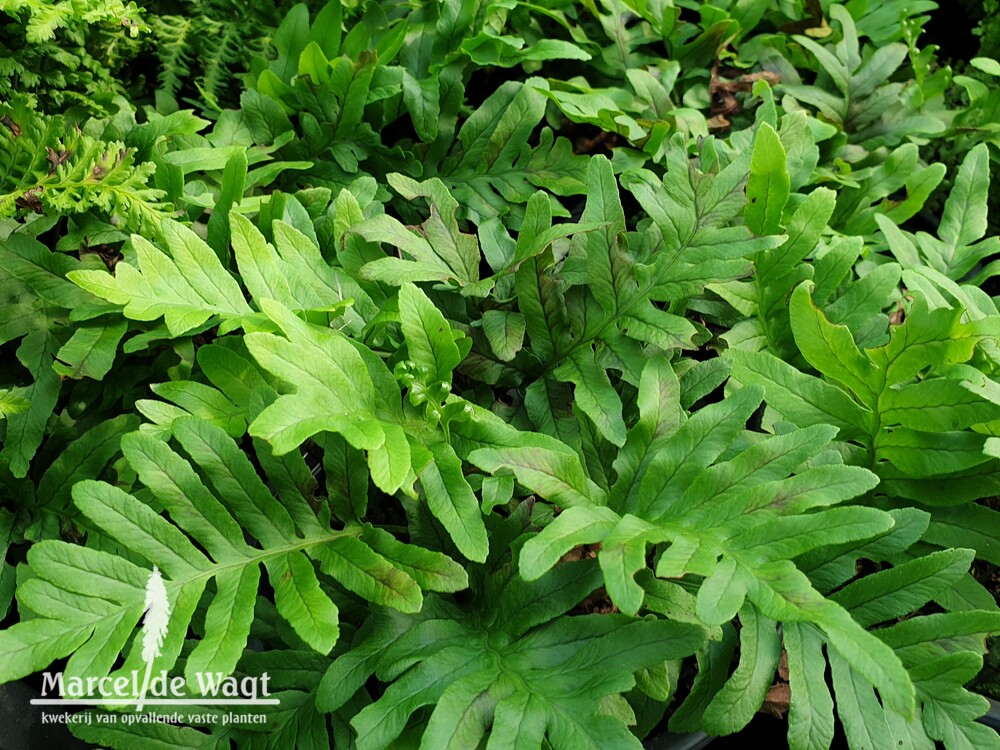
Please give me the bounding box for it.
[0,417,466,690]
[70,215,376,337]
[729,283,1000,503]
[318,558,711,750]
[878,144,1000,285]
[481,356,1000,744]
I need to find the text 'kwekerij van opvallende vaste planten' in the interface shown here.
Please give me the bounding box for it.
[6,1,1000,749]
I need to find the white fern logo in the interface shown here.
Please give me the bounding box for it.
[31,563,276,710]
[136,566,170,711]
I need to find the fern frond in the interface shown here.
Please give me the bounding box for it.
[0,95,174,234]
[151,15,194,97]
[198,20,242,106]
[501,355,1000,746]
[0,0,146,112]
[790,510,1000,750]
[0,417,466,691]
[69,215,377,338]
[145,3,275,106]
[0,0,145,43]
[320,559,710,750]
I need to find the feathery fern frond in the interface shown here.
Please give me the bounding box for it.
[0,0,146,113]
[150,15,194,98]
[197,20,247,107]
[0,0,144,44]
[145,2,274,107]
[0,95,174,234]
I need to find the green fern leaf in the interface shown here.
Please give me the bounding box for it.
[244,300,407,482]
[877,144,1000,285]
[0,417,459,689]
[729,283,1000,503]
[71,215,376,337]
[434,78,588,222]
[319,559,709,750]
[151,15,193,97]
[71,220,252,336]
[511,357,920,723]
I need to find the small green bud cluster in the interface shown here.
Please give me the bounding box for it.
[394,360,474,432]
